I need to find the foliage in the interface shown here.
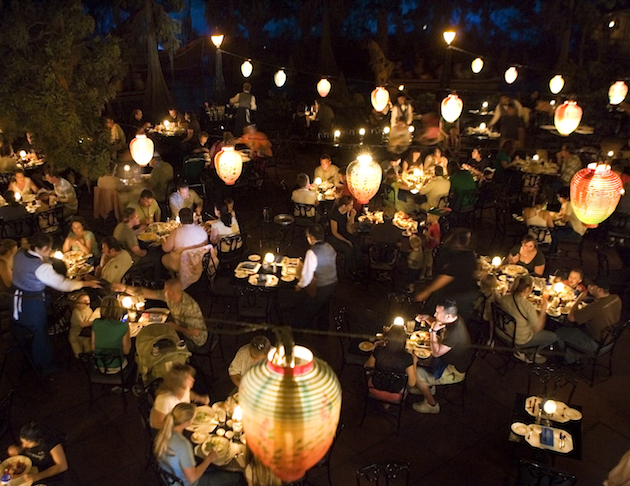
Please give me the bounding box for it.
[0,0,124,177]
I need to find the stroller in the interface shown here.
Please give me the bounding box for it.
[135,323,191,384]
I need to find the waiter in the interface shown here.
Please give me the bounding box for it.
[295,224,338,330]
[12,233,100,374]
[229,82,257,137]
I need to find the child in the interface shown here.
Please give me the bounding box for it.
[69,292,95,358]
[407,235,425,282]
[422,209,442,278]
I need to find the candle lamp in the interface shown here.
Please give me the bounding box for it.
[553,282,565,294]
[121,296,134,309]
[479,122,487,130]
[53,250,64,260]
[14,192,21,202]
[393,316,404,326]
[264,252,275,272]
[491,256,502,267]
[19,150,27,160]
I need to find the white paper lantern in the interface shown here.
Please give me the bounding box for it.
[608,81,628,105]
[241,60,253,78]
[504,67,518,84]
[215,146,243,185]
[274,69,287,87]
[471,57,484,74]
[549,75,565,95]
[129,134,154,167]
[346,154,382,204]
[371,87,390,112]
[317,78,331,98]
[441,94,463,123]
[554,100,583,136]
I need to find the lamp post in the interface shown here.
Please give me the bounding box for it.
[211,34,225,100]
[442,30,456,89]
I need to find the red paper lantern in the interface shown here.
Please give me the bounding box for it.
[554,100,582,136]
[441,94,463,123]
[346,154,382,204]
[239,345,341,482]
[317,78,331,98]
[215,146,243,185]
[371,87,390,113]
[129,134,154,167]
[570,163,623,225]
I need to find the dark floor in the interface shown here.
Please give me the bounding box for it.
[1,144,629,486]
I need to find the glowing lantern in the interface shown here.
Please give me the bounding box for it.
[129,134,155,167]
[215,146,243,185]
[317,78,331,98]
[554,100,583,136]
[239,345,341,482]
[393,316,404,326]
[443,31,456,45]
[608,81,628,105]
[241,60,253,78]
[505,67,518,84]
[549,75,565,94]
[210,35,224,48]
[570,163,623,225]
[441,94,463,123]
[371,87,390,112]
[53,251,63,260]
[471,57,484,74]
[274,69,287,87]
[346,154,382,204]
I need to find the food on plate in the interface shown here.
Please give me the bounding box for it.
[138,232,160,242]
[191,431,207,443]
[194,411,215,424]
[4,460,27,476]
[224,430,234,439]
[358,341,375,352]
[414,348,431,359]
[215,428,226,437]
[502,264,529,276]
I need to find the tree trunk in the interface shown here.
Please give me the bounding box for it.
[144,0,173,118]
[556,0,574,69]
[318,0,338,76]
[376,7,388,57]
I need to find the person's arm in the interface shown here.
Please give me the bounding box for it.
[230,373,242,387]
[168,320,200,337]
[0,261,12,288]
[517,127,526,145]
[533,263,545,276]
[190,390,210,405]
[35,263,100,292]
[330,219,352,247]
[415,274,454,302]
[533,251,545,276]
[364,355,376,368]
[488,105,501,127]
[161,232,175,253]
[62,236,73,253]
[183,449,218,484]
[169,194,179,218]
[111,283,161,300]
[25,444,68,483]
[405,363,417,388]
[154,203,162,222]
[122,329,132,355]
[251,95,257,111]
[297,249,317,289]
[545,212,555,228]
[229,94,239,106]
[131,243,147,258]
[30,179,39,193]
[428,321,451,357]
[534,293,549,332]
[568,291,589,322]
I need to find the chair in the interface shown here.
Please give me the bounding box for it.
[475,182,506,225]
[367,244,400,289]
[527,226,555,257]
[79,350,137,411]
[0,389,16,443]
[0,172,15,190]
[493,201,527,250]
[527,366,577,403]
[515,459,577,486]
[360,368,409,434]
[293,202,319,227]
[93,186,120,221]
[491,302,518,375]
[437,347,479,411]
[217,233,247,275]
[335,307,368,376]
[566,319,629,386]
[263,156,280,184]
[183,156,207,199]
[137,378,162,468]
[0,325,44,387]
[0,214,37,240]
[356,461,410,486]
[37,205,65,238]
[234,282,274,323]
[151,458,186,486]
[448,189,478,227]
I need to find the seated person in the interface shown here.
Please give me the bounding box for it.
[208,202,240,247]
[115,279,208,352]
[44,168,78,218]
[9,169,38,197]
[368,206,403,246]
[148,154,174,205]
[0,190,29,221]
[551,186,587,253]
[6,422,68,485]
[69,292,94,358]
[314,154,341,187]
[91,295,132,371]
[328,195,362,276]
[423,147,448,176]
[381,156,402,179]
[150,364,210,430]
[497,275,557,364]
[113,208,147,262]
[447,160,476,208]
[128,189,161,225]
[162,208,209,273]
[402,149,422,172]
[557,144,582,187]
[364,324,417,401]
[181,111,201,144]
[563,268,586,294]
[493,140,518,182]
[418,166,450,211]
[524,194,554,229]
[411,300,472,414]
[291,173,318,217]
[62,216,100,257]
[507,235,546,276]
[96,162,124,191]
[169,181,203,219]
[94,237,133,284]
[556,276,622,364]
[105,116,126,152]
[228,336,272,387]
[191,131,211,155]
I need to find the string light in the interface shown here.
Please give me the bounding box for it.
[471,57,484,74]
[241,60,253,78]
[317,78,331,97]
[609,81,628,105]
[505,67,518,84]
[274,69,287,87]
[549,75,564,94]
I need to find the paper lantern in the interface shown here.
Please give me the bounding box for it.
[317,78,331,98]
[608,81,628,105]
[129,134,154,167]
[371,87,390,112]
[471,57,484,74]
[239,345,341,482]
[504,67,518,84]
[346,154,382,204]
[215,146,243,185]
[570,163,623,225]
[549,75,565,94]
[241,60,253,78]
[274,69,287,87]
[554,100,583,136]
[441,94,463,123]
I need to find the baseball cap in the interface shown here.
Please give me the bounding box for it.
[594,275,611,291]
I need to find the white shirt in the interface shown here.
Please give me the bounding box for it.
[489,99,524,127]
[30,250,83,292]
[562,201,587,236]
[150,390,191,428]
[291,187,317,206]
[162,224,209,253]
[298,247,318,288]
[418,176,451,209]
[228,345,257,377]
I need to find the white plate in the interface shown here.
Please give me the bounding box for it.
[511,422,529,436]
[199,436,232,466]
[191,431,209,444]
[234,271,248,279]
[547,308,561,317]
[0,455,32,478]
[358,341,375,352]
[281,275,295,282]
[565,408,582,421]
[248,254,261,261]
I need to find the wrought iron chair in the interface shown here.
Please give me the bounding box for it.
[367,244,400,289]
[527,366,577,403]
[217,233,247,274]
[515,459,577,486]
[361,368,408,434]
[527,225,555,257]
[0,389,16,443]
[183,156,207,199]
[356,461,410,486]
[0,214,37,240]
[334,307,368,376]
[79,349,137,411]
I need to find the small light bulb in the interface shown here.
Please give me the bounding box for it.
[232,405,243,421]
[608,150,614,157]
[609,20,616,28]
[479,122,487,130]
[408,125,415,133]
[398,85,405,91]
[482,101,488,108]
[333,130,341,138]
[550,100,556,106]
[19,150,27,158]
[123,165,130,172]
[553,282,565,293]
[393,316,404,326]
[543,399,557,415]
[533,154,540,161]
[314,177,322,185]
[492,256,502,267]
[359,128,366,136]
[264,252,275,263]
[53,250,64,260]
[14,192,21,201]
[122,296,134,309]
[383,126,390,134]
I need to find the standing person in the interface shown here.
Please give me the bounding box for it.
[296,225,339,330]
[11,233,100,374]
[230,82,257,137]
[390,94,413,128]
[148,153,174,208]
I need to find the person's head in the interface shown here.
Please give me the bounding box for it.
[447,160,460,176]
[44,169,60,184]
[306,224,325,245]
[249,336,271,361]
[179,207,194,225]
[176,181,190,199]
[198,131,209,146]
[243,82,252,92]
[434,147,442,158]
[0,239,17,258]
[385,323,407,354]
[184,111,196,122]
[297,173,310,188]
[520,234,538,252]
[122,207,139,226]
[505,103,517,116]
[19,422,44,449]
[450,228,471,248]
[338,195,353,211]
[409,235,422,251]
[164,279,184,303]
[168,107,178,118]
[557,186,570,203]
[389,157,400,167]
[434,299,459,324]
[320,155,332,171]
[434,165,444,177]
[132,109,143,121]
[100,295,125,321]
[27,233,53,257]
[409,149,421,163]
[479,274,499,296]
[214,201,232,226]
[532,193,547,208]
[471,148,481,160]
[70,216,88,237]
[560,143,574,154]
[150,153,162,167]
[161,363,196,395]
[139,189,154,208]
[512,275,533,295]
[14,169,26,184]
[154,402,196,460]
[74,292,91,310]
[224,197,234,213]
[3,190,16,204]
[499,94,510,105]
[222,131,235,144]
[567,269,584,288]
[589,275,612,299]
[105,116,115,129]
[397,94,406,105]
[244,124,257,135]
[101,236,122,256]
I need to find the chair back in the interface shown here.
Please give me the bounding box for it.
[368,244,400,268]
[81,349,126,377]
[93,186,120,221]
[151,460,186,486]
[0,172,14,189]
[527,225,554,249]
[516,459,577,486]
[357,462,410,486]
[491,302,517,347]
[449,189,478,212]
[183,157,206,185]
[364,368,408,403]
[37,205,65,236]
[596,319,628,356]
[527,366,578,403]
[234,282,272,322]
[202,249,219,284]
[293,202,317,223]
[0,389,15,442]
[218,233,245,255]
[0,214,37,240]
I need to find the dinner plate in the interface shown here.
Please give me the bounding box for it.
[358,341,375,352]
[138,232,160,242]
[191,431,209,444]
[248,254,261,261]
[201,436,232,466]
[547,308,561,317]
[281,275,295,282]
[234,271,248,279]
[414,348,431,359]
[511,422,530,436]
[565,408,582,421]
[503,264,529,276]
[70,264,94,276]
[0,455,32,478]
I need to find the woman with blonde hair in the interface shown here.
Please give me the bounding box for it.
[150,364,209,429]
[154,403,240,486]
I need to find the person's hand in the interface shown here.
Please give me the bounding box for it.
[349,208,357,218]
[541,293,550,303]
[7,445,20,456]
[415,290,431,302]
[166,321,178,331]
[196,207,202,214]
[21,473,35,485]
[205,450,218,463]
[82,280,102,289]
[415,314,431,323]
[199,394,210,405]
[111,283,126,292]
[431,321,446,332]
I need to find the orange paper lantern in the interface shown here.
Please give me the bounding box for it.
[346,154,382,204]
[570,163,623,225]
[554,100,583,136]
[317,78,331,98]
[441,94,463,123]
[239,346,341,482]
[215,146,243,185]
[608,81,628,105]
[129,134,154,167]
[371,87,390,112]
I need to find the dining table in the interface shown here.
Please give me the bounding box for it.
[232,254,302,289]
[0,456,39,486]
